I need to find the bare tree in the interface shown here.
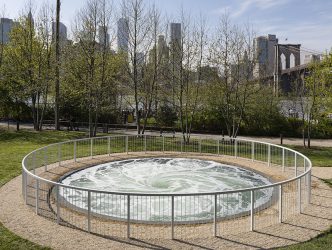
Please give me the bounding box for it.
[170,11,208,143]
[93,0,114,135]
[121,0,151,135]
[35,3,54,130]
[70,0,115,136]
[141,4,165,134]
[209,13,257,138]
[54,0,61,130]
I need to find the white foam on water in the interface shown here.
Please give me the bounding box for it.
[60,158,274,222]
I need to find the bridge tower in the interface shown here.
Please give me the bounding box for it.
[274,44,301,95]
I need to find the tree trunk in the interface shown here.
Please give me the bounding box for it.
[31,95,37,130]
[88,104,93,138]
[54,0,61,130]
[16,119,20,131]
[94,104,98,137]
[307,125,311,148]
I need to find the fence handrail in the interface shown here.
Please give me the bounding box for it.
[22,135,312,197]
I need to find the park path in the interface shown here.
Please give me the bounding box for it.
[1,121,332,147]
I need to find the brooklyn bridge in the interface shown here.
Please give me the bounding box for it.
[254,34,323,95]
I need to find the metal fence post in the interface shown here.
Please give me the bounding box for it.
[163,136,165,153]
[58,144,61,166]
[251,141,254,162]
[171,195,174,239]
[144,135,147,153]
[125,136,128,154]
[268,144,271,166]
[282,148,285,172]
[199,138,202,154]
[294,153,297,176]
[127,194,130,238]
[56,185,60,224]
[24,171,28,205]
[308,170,311,204]
[44,147,48,171]
[33,152,36,174]
[234,139,238,158]
[304,160,307,185]
[279,185,283,223]
[90,138,93,158]
[250,190,254,231]
[35,179,39,215]
[217,140,220,155]
[181,138,183,153]
[22,170,25,200]
[298,178,302,213]
[88,191,91,233]
[108,137,111,155]
[214,194,217,237]
[74,141,77,162]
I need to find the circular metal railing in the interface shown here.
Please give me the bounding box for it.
[22,135,312,239]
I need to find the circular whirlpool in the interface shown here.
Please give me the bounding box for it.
[59,158,274,222]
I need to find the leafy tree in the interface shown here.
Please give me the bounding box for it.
[156,104,177,127]
[302,53,332,147]
[208,14,257,138]
[1,7,53,131]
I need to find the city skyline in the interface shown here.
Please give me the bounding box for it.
[0,0,331,53]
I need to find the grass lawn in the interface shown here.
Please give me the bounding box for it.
[288,145,332,167]
[0,129,331,249]
[0,128,90,250]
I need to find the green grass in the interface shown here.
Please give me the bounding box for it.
[0,129,89,186]
[0,128,91,250]
[0,222,50,250]
[279,226,332,250]
[0,129,331,249]
[288,145,332,167]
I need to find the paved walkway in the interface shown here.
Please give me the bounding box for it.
[116,130,332,148]
[1,122,331,148]
[312,167,332,179]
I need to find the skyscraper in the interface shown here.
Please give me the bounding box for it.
[254,34,278,78]
[98,25,110,47]
[169,23,182,72]
[136,52,145,66]
[117,18,129,52]
[28,11,34,26]
[157,35,169,61]
[170,23,181,45]
[52,22,68,42]
[0,18,16,44]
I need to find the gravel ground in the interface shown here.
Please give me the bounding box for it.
[0,153,331,249]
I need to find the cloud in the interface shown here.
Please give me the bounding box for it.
[212,0,290,18]
[255,18,332,52]
[230,1,251,17]
[211,0,331,52]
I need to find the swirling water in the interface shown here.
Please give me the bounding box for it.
[60,158,273,222]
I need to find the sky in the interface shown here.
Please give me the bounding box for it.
[0,0,331,53]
